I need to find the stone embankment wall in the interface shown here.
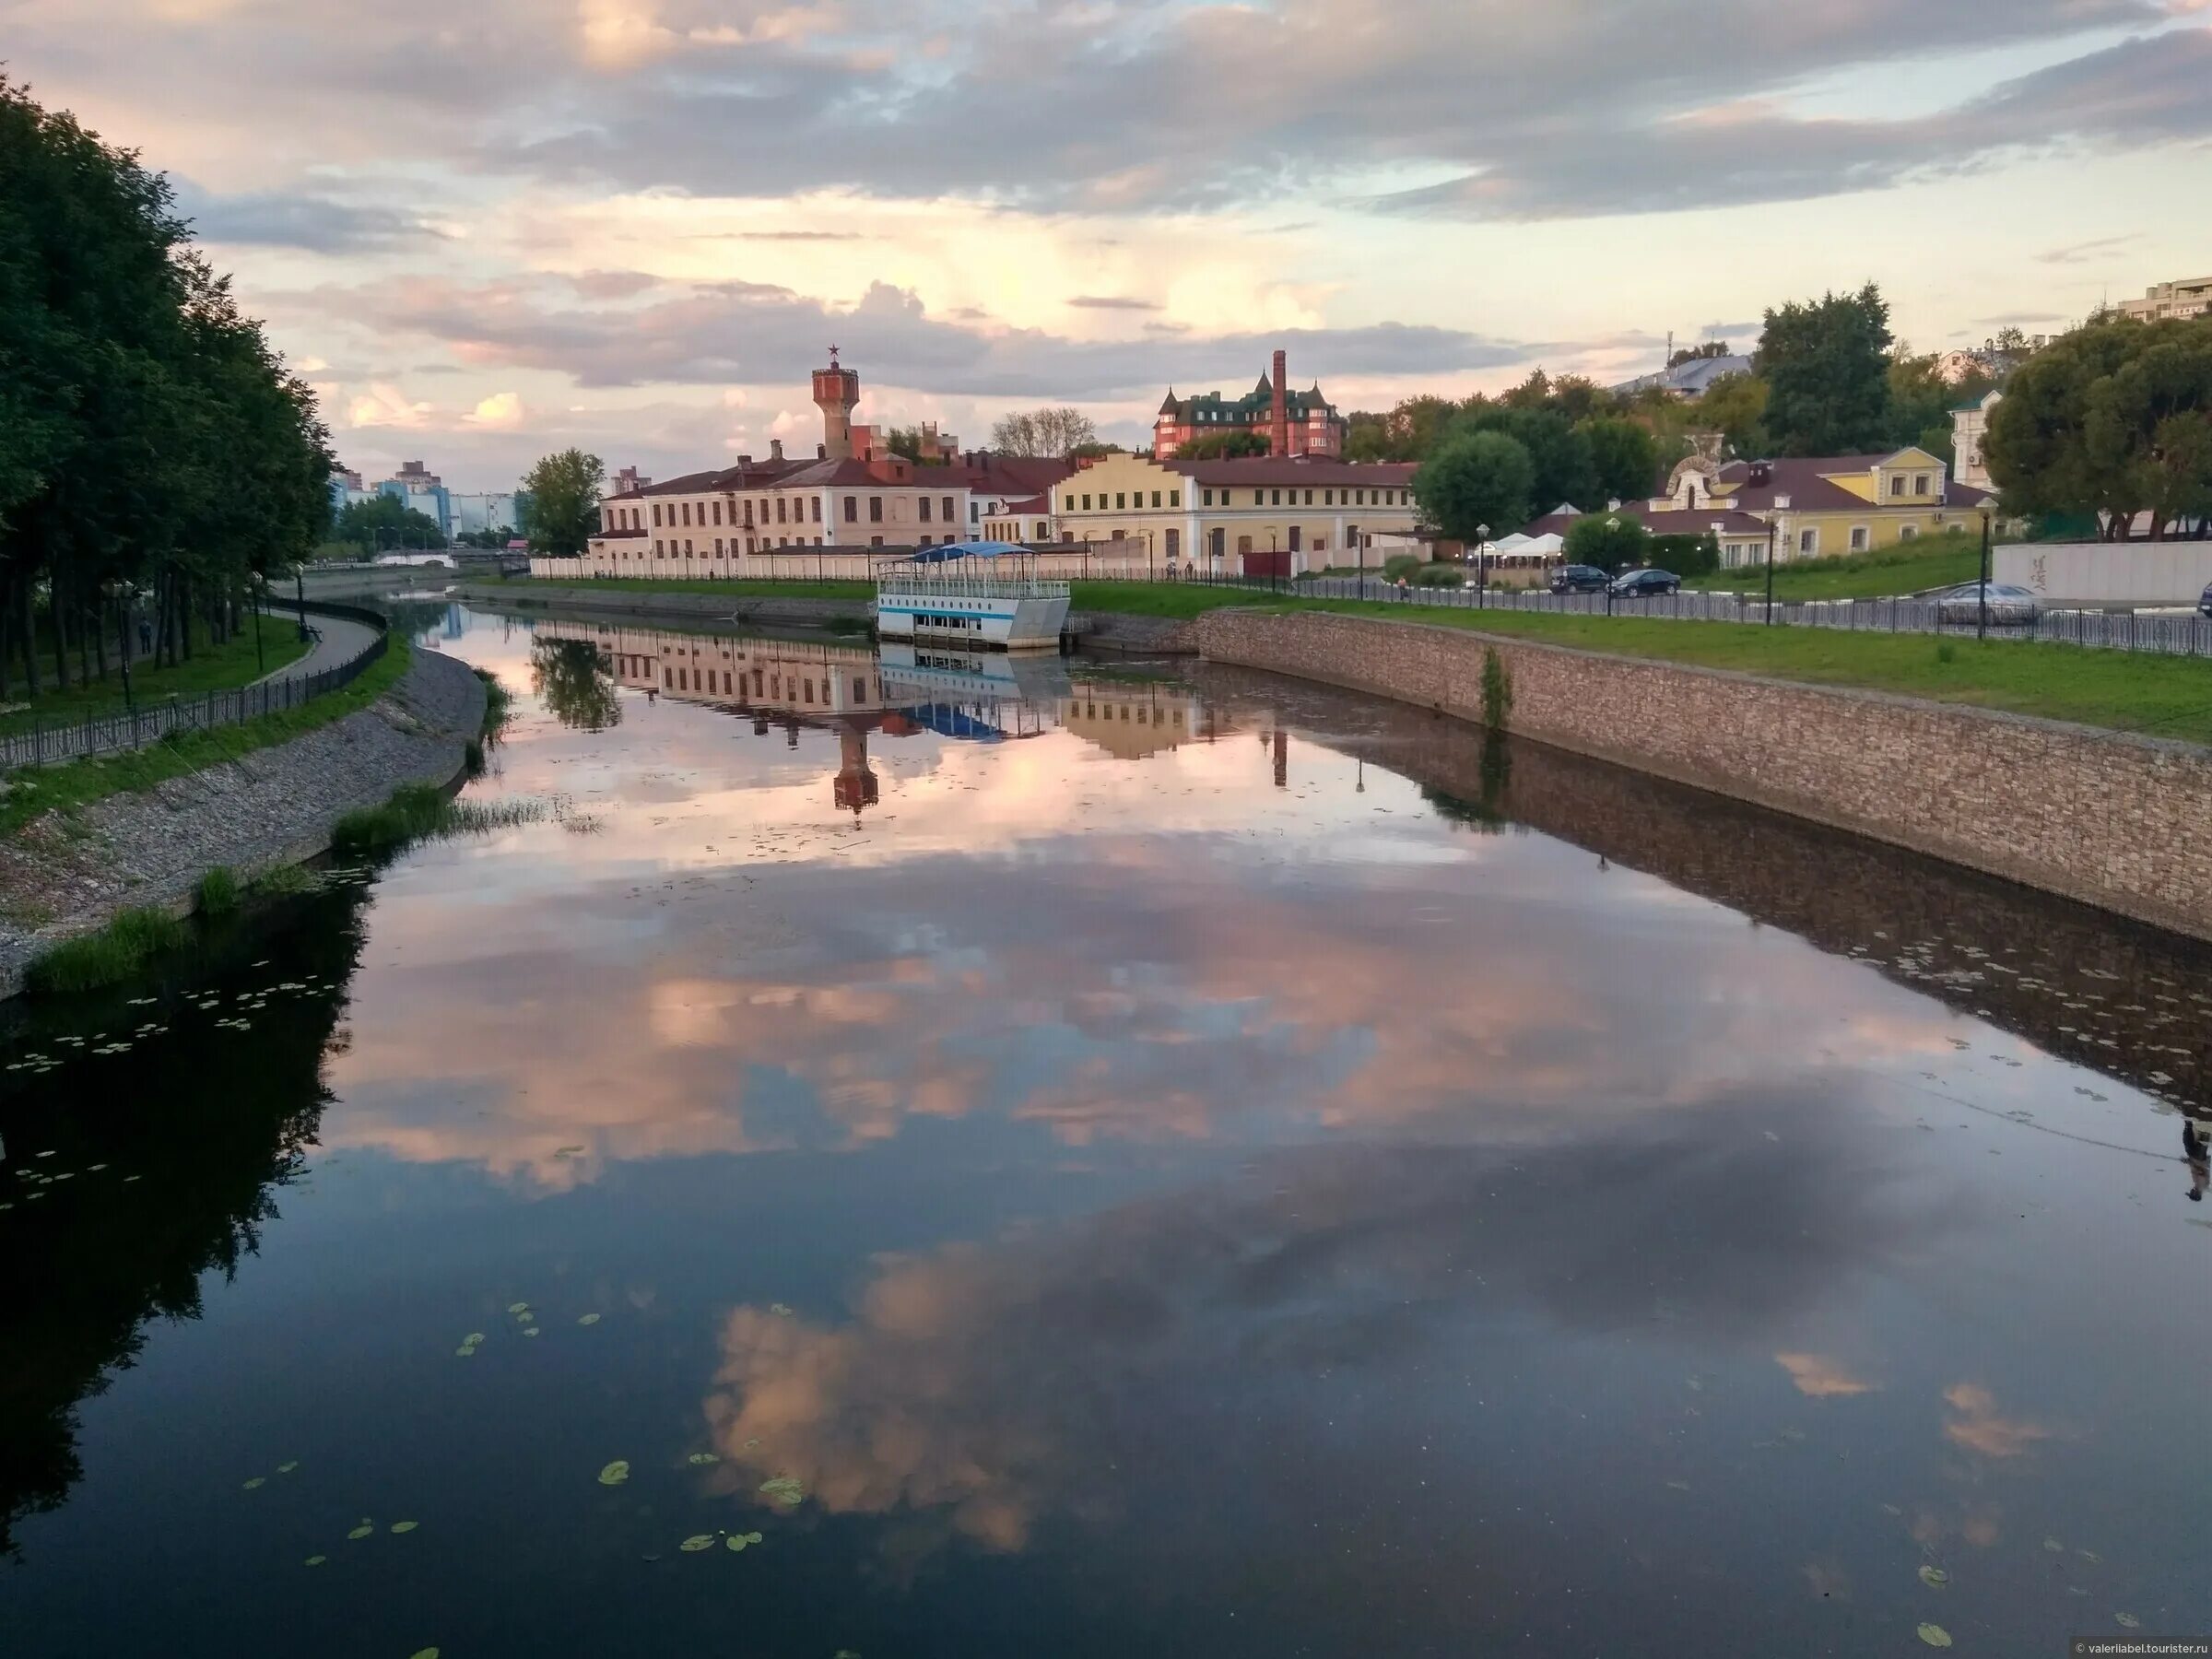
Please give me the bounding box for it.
[0,649,485,996]
[1194,608,2212,943]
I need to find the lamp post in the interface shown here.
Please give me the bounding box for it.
[1605,517,1620,617]
[1764,519,1778,626]
[100,578,136,721]
[1976,509,1992,641]
[1475,523,1489,606]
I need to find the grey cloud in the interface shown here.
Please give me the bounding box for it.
[2035,233,2142,265]
[317,274,1531,395]
[171,178,444,253]
[1971,312,2068,326]
[1067,296,1161,312]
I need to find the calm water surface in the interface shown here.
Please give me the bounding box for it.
[4,603,2210,1657]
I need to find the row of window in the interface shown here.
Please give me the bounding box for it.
[614,530,967,559]
[658,664,875,705]
[1060,485,1406,513]
[613,493,963,533]
[1887,473,1936,499]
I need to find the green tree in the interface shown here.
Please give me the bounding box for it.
[1884,350,1956,462]
[1562,513,1653,574]
[335,495,443,552]
[1696,372,1771,458]
[1580,418,1659,504]
[991,406,1097,457]
[1413,430,1535,543]
[1984,316,2212,539]
[1757,283,1896,455]
[1459,407,1598,514]
[519,448,605,558]
[1176,429,1270,460]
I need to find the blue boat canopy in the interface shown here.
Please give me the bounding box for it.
[897,540,1029,564]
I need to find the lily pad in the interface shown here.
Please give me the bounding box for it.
[759,1476,805,1507]
[347,1524,374,1540]
[725,1535,747,1552]
[454,1347,477,1358]
[390,1521,418,1534]
[2116,1614,2141,1629]
[743,1438,760,1450]
[241,1477,265,1489]
[770,1302,794,1317]
[688,1453,720,1466]
[409,1649,440,1659]
[1916,1623,1952,1648]
[465,1333,487,1345]
[276,1461,299,1475]
[523,1327,540,1337]
[507,1301,530,1314]
[1919,1566,1949,1588]
[597,1460,630,1487]
[746,1531,761,1544]
[303,1555,326,1567]
[2043,1537,2065,1552]
[679,1534,717,1552]
[577,1313,601,1325]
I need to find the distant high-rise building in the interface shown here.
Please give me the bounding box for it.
[2119,276,2212,323]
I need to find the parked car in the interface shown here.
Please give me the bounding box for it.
[2199,581,2212,619]
[1932,581,2040,626]
[1549,564,1612,594]
[1608,568,1682,598]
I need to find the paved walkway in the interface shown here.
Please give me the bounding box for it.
[253,609,380,686]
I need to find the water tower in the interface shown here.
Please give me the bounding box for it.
[813,346,860,461]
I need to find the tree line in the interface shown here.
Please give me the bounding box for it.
[0,75,333,702]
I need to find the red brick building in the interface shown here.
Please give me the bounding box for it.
[1152,349,1347,462]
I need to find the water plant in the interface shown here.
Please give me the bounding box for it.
[193,865,240,917]
[25,906,189,994]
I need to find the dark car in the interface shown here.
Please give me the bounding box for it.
[1608,568,1682,598]
[1548,564,1612,594]
[2200,581,2212,620]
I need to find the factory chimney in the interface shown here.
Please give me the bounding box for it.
[1270,349,1289,457]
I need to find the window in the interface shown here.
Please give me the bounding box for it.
[1116,492,1126,510]
[775,497,787,524]
[1850,526,1870,552]
[1913,474,1930,496]
[843,496,857,523]
[1203,488,1214,506]
[942,496,954,523]
[1271,489,1281,506]
[1798,528,1818,555]
[653,504,663,526]
[920,495,933,524]
[869,497,883,522]
[1253,490,1265,506]
[743,500,753,526]
[1036,521,1049,539]
[971,501,981,521]
[654,539,664,554]
[1303,490,1312,506]
[1889,475,1905,498]
[712,501,723,525]
[810,497,821,523]
[1899,524,1918,541]
[1082,494,1092,511]
[853,677,865,702]
[1151,490,1161,509]
[715,538,724,555]
[682,503,692,525]
[1169,490,1180,507]
[870,535,884,547]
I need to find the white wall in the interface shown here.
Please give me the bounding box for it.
[1995,541,2212,605]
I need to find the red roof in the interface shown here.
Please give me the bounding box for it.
[998,494,1052,514]
[1714,455,1992,513]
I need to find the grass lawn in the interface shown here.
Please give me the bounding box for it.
[1681,531,1983,600]
[0,620,312,736]
[0,636,413,838]
[1264,599,2212,745]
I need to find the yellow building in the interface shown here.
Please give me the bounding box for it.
[1051,453,1419,574]
[1648,449,1993,567]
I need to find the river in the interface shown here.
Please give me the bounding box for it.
[3,600,2208,1657]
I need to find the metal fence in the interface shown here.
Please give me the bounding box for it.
[0,604,391,772]
[1135,569,2212,658]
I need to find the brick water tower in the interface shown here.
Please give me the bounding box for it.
[813,347,860,461]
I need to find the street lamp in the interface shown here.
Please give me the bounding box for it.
[1764,519,1778,626]
[100,578,136,721]
[1605,517,1620,617]
[1475,523,1489,606]
[1976,508,1992,641]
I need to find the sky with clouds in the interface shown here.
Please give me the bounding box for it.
[9,0,2210,488]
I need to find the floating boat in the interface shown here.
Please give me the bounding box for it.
[874,543,1071,652]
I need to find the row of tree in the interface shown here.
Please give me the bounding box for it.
[0,76,334,702]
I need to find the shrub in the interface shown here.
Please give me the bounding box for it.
[194,866,241,917]
[1412,563,1465,588]
[1481,648,1514,731]
[1382,553,1424,582]
[246,863,316,899]
[26,906,189,994]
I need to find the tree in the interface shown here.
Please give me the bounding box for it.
[334,495,443,552]
[1668,340,1735,368]
[990,406,1098,457]
[531,637,623,731]
[1757,283,1896,455]
[1580,418,1659,504]
[1985,316,2212,539]
[1066,440,1124,460]
[1562,513,1653,574]
[1884,350,1956,462]
[882,425,950,465]
[1459,406,1598,514]
[1176,430,1270,460]
[519,448,605,558]
[1696,372,1771,457]
[1413,430,1535,543]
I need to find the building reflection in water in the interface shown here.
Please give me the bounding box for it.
[535,619,1216,816]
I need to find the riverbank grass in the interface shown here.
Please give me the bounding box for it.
[0,621,312,737]
[0,636,413,838]
[1680,531,1983,600]
[24,906,189,994]
[331,781,545,858]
